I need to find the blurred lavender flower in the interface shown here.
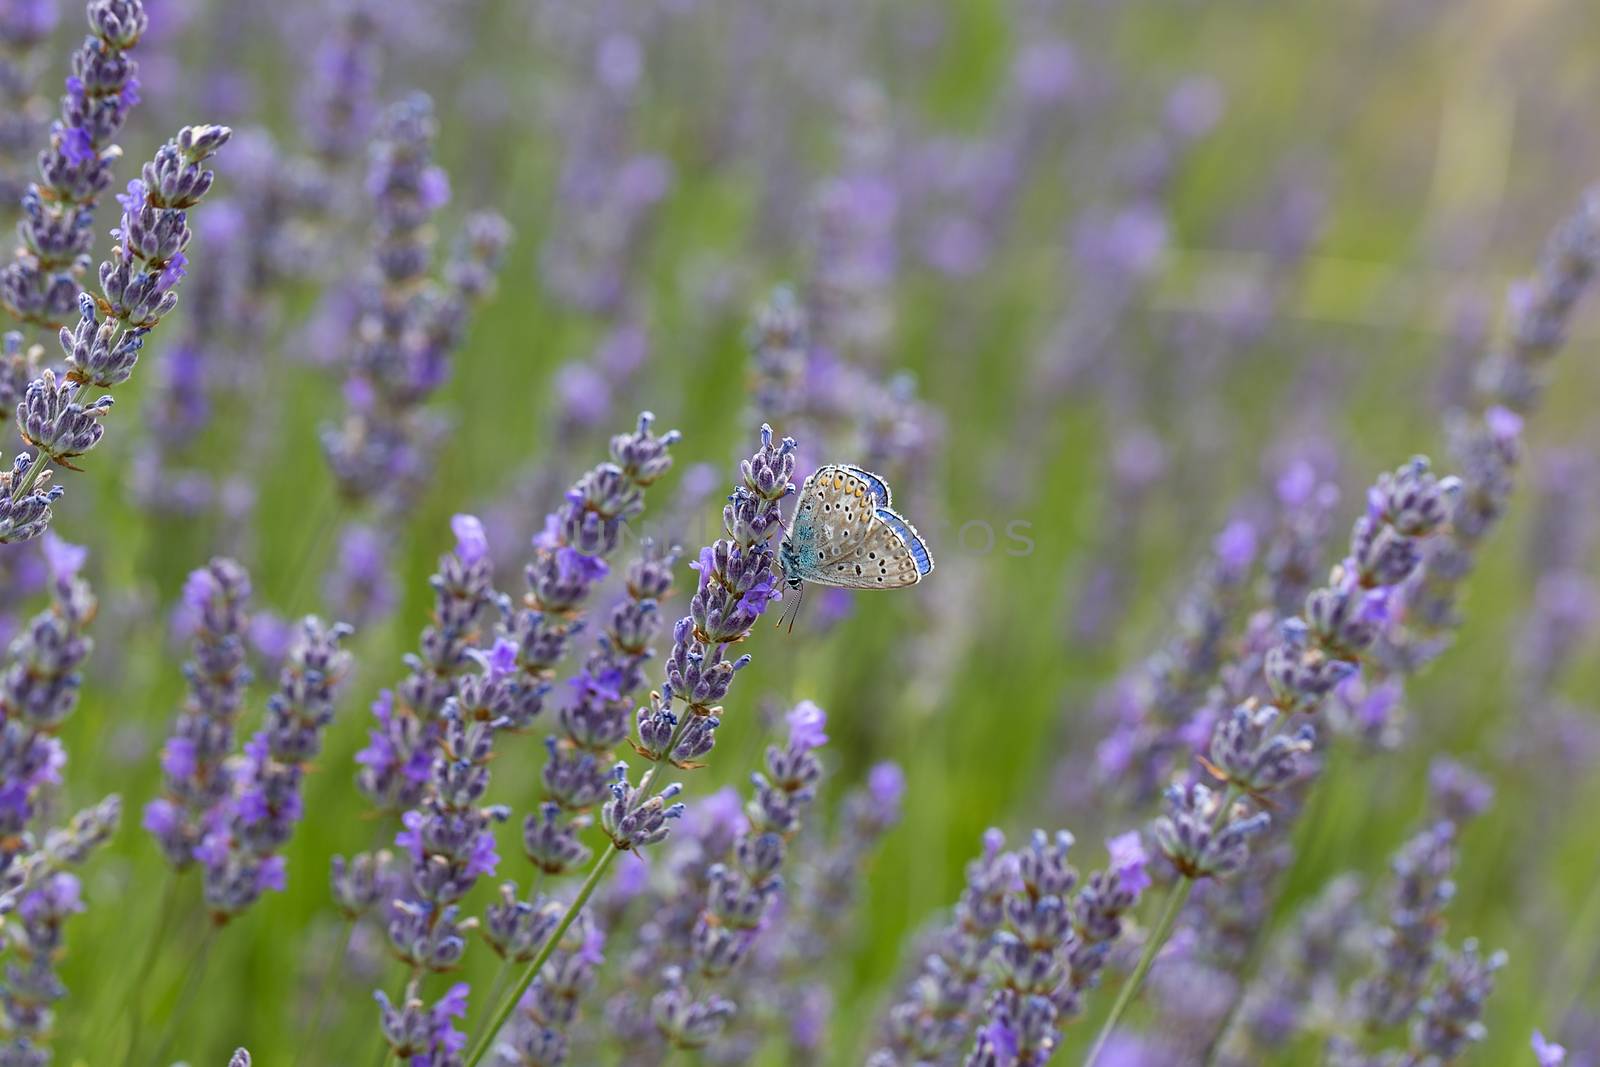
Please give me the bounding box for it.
[539,26,672,316]
[0,536,95,884]
[0,0,57,217]
[1405,939,1505,1063]
[1394,190,1600,668]
[300,0,380,172]
[321,92,511,621]
[1534,1031,1568,1066]
[197,617,352,921]
[1214,875,1368,1064]
[492,911,605,1067]
[1095,515,1259,802]
[649,701,830,1051]
[755,761,906,1058]
[0,538,118,1065]
[1077,457,1462,1061]
[870,829,1018,1064]
[1350,821,1460,1030]
[354,514,503,815]
[0,0,147,332]
[144,558,254,869]
[809,81,898,366]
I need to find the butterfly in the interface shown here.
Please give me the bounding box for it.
[777,464,933,625]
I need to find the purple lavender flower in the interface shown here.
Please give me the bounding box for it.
[1215,875,1368,1063]
[1093,511,1260,802]
[198,618,351,921]
[1394,191,1600,667]
[375,980,470,1064]
[525,535,677,880]
[468,427,794,1067]
[299,0,380,169]
[144,558,254,869]
[1427,757,1494,825]
[2,120,231,544]
[492,911,605,1066]
[0,541,115,1065]
[628,424,794,774]
[354,515,503,815]
[0,0,147,331]
[0,0,56,216]
[870,829,1018,1064]
[1534,1031,1568,1066]
[320,92,511,620]
[648,702,830,1051]
[0,536,94,881]
[1406,939,1505,1062]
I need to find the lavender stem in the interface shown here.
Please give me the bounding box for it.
[464,710,693,1065]
[1087,781,1242,1065]
[116,870,182,1063]
[462,838,624,1067]
[295,916,358,1067]
[142,926,217,1067]
[1084,871,1193,1067]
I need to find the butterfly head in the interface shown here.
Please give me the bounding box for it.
[778,537,805,590]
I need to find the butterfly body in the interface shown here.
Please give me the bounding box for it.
[779,464,933,591]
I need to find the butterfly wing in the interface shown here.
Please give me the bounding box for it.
[840,464,892,507]
[811,511,927,588]
[874,507,934,577]
[786,466,886,585]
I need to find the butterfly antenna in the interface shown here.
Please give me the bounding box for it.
[787,581,804,634]
[775,586,802,633]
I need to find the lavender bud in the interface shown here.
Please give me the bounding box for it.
[601,765,685,850]
[1207,702,1316,795]
[651,966,737,1050]
[1408,939,1505,1061]
[1153,781,1270,879]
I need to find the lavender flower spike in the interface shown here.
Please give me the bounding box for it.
[1396,190,1600,667]
[650,701,830,1052]
[870,829,1018,1064]
[2,121,231,544]
[0,538,116,1066]
[1532,1031,1567,1066]
[1087,458,1461,1066]
[465,426,795,1067]
[0,0,147,330]
[144,558,254,869]
[197,618,352,922]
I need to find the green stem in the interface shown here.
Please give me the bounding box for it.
[1199,913,1272,1066]
[463,843,624,1067]
[464,716,694,1067]
[1083,876,1193,1067]
[115,871,180,1063]
[477,957,513,1040]
[1546,851,1600,1025]
[8,454,46,503]
[142,925,216,1067]
[294,917,357,1067]
[1086,782,1240,1067]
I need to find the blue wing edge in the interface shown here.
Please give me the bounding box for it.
[874,507,934,576]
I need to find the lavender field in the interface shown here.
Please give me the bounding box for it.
[1,0,1599,1065]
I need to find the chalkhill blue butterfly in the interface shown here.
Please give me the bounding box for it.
[779,464,933,618]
